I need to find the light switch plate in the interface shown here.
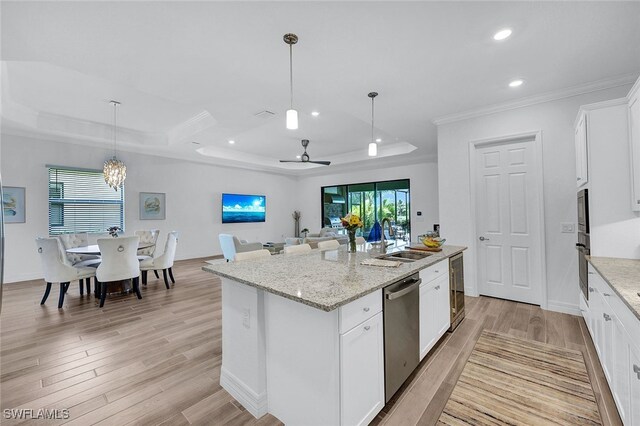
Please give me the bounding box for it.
[561,223,575,233]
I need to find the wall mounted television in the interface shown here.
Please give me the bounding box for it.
[222,193,266,223]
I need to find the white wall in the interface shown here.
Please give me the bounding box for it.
[1,134,298,283]
[437,85,633,315]
[296,162,439,239]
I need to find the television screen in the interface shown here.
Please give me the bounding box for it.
[222,193,266,223]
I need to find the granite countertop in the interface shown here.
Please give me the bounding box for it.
[203,244,466,312]
[587,256,640,320]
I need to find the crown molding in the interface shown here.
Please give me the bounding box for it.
[433,72,639,126]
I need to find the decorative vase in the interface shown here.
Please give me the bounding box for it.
[348,229,357,253]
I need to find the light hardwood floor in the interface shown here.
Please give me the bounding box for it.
[0,258,621,426]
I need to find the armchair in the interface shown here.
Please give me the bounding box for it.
[219,234,263,262]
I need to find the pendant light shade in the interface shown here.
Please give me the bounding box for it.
[284,33,299,130]
[286,109,298,130]
[103,100,126,191]
[368,92,378,157]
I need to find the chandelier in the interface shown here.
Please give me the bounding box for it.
[104,100,126,190]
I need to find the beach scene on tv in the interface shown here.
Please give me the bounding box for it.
[222,194,266,223]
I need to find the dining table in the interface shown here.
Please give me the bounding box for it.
[66,242,154,255]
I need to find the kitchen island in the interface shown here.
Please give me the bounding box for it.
[203,244,466,426]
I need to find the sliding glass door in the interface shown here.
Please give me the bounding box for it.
[321,179,410,242]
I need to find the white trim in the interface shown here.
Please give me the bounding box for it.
[434,73,638,125]
[575,97,628,128]
[220,366,268,419]
[627,75,640,101]
[546,300,581,316]
[468,131,548,309]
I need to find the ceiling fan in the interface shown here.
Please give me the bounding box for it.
[280,139,331,166]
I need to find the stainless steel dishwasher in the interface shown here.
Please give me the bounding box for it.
[383,272,421,402]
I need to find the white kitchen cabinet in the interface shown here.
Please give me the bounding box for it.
[582,265,640,425]
[575,111,589,187]
[630,344,640,425]
[340,311,385,426]
[628,79,640,211]
[419,260,450,361]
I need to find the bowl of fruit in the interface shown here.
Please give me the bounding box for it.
[421,236,446,251]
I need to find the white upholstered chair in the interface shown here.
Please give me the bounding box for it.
[57,232,100,266]
[234,249,271,261]
[140,231,178,289]
[135,229,160,260]
[355,236,366,245]
[36,238,96,309]
[219,234,263,262]
[96,236,141,308]
[283,244,312,255]
[317,240,340,251]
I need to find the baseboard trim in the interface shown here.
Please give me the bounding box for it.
[546,300,581,316]
[220,366,268,419]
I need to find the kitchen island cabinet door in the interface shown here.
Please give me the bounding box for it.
[340,311,384,426]
[630,343,640,425]
[419,280,439,361]
[611,312,631,424]
[435,273,451,338]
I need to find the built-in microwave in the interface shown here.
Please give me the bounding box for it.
[577,189,589,234]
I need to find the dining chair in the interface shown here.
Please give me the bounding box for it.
[234,249,271,261]
[135,229,160,260]
[139,231,178,289]
[283,244,312,255]
[355,236,366,245]
[317,240,340,251]
[35,238,96,309]
[96,236,141,308]
[57,232,100,266]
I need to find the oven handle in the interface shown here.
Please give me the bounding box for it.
[386,279,421,300]
[576,243,586,249]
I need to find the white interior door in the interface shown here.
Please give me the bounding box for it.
[474,139,543,305]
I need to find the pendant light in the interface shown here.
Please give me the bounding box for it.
[103,100,127,191]
[368,92,378,157]
[284,33,299,130]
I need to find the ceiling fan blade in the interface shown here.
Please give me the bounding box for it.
[279,160,301,163]
[308,161,331,166]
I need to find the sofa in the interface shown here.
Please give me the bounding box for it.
[302,227,348,247]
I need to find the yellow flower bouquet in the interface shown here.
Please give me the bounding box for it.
[341,213,363,252]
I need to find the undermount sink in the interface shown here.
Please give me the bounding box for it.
[378,251,433,262]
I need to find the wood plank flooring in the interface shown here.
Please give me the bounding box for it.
[439,330,601,425]
[0,259,622,425]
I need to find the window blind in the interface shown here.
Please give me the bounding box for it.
[48,166,125,235]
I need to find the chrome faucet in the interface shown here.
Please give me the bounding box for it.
[380,217,394,253]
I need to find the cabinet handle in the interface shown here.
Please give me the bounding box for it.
[602,293,611,297]
[588,272,595,275]
[603,313,611,321]
[435,285,441,290]
[363,307,370,313]
[589,287,595,293]
[364,325,371,331]
[634,364,640,380]
[434,270,439,273]
[577,177,580,181]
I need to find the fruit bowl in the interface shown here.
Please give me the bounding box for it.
[421,236,446,248]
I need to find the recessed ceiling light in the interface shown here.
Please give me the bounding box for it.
[228,140,235,144]
[509,79,524,88]
[375,138,382,143]
[311,111,320,117]
[493,29,512,41]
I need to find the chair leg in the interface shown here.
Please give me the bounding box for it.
[58,282,69,309]
[41,282,52,305]
[142,270,147,286]
[162,269,170,289]
[153,270,160,279]
[94,277,100,296]
[133,277,142,299]
[99,282,108,308]
[79,279,84,296]
[168,267,175,284]
[86,279,91,294]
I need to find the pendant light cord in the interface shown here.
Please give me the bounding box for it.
[289,43,294,109]
[371,96,375,143]
[113,102,118,158]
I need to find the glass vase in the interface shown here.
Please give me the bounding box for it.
[348,229,357,253]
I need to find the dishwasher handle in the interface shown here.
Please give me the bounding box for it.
[385,279,421,300]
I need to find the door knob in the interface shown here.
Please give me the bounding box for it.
[479,236,490,241]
